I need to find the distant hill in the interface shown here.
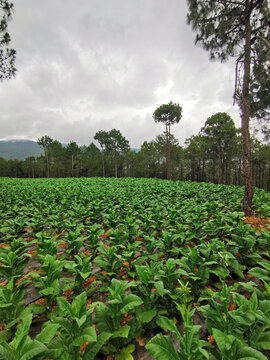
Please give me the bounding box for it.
[0,140,44,160]
[0,140,141,160]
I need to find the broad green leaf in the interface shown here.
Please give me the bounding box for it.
[112,325,130,339]
[57,297,74,318]
[0,343,14,360]
[155,281,170,297]
[248,268,268,281]
[135,265,151,286]
[212,328,235,353]
[137,309,157,323]
[72,291,87,317]
[156,316,181,341]
[146,333,179,360]
[83,332,112,360]
[236,342,268,360]
[115,344,135,360]
[121,294,143,314]
[95,303,115,333]
[249,292,258,311]
[75,314,87,328]
[71,327,97,346]
[260,261,270,272]
[35,323,60,344]
[20,340,47,360]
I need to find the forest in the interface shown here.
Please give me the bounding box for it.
[0,111,269,191]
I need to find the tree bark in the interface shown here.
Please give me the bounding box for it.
[71,154,74,177]
[114,153,118,178]
[46,150,50,178]
[101,151,105,177]
[166,124,172,180]
[241,0,253,216]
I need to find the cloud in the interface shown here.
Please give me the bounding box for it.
[0,0,241,147]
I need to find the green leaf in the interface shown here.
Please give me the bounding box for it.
[155,281,170,297]
[249,292,258,311]
[115,344,135,360]
[156,316,181,342]
[71,327,97,346]
[57,297,74,318]
[0,344,14,360]
[20,340,47,360]
[212,328,235,353]
[95,302,115,333]
[260,261,270,272]
[83,332,112,360]
[75,314,87,328]
[72,291,87,316]
[35,323,60,344]
[237,342,268,360]
[121,294,143,314]
[137,308,157,323]
[248,268,268,281]
[251,331,270,350]
[135,265,151,286]
[112,325,130,338]
[40,287,58,296]
[146,333,179,360]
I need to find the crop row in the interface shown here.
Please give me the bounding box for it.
[0,178,270,359]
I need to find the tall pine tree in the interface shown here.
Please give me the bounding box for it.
[186,0,270,216]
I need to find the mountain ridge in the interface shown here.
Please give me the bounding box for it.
[0,139,140,160]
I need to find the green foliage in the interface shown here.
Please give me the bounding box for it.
[146,304,209,360]
[0,278,30,333]
[0,177,269,359]
[0,314,48,360]
[48,292,97,359]
[153,101,182,128]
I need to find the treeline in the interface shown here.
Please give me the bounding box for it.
[0,112,269,190]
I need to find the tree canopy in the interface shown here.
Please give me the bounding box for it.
[153,101,182,180]
[186,0,270,215]
[0,0,16,80]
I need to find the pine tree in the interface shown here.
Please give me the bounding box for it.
[186,0,270,215]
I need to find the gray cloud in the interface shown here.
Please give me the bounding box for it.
[0,0,241,147]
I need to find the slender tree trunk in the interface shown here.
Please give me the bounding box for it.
[71,154,74,177]
[114,153,118,178]
[241,1,253,216]
[46,151,50,178]
[166,124,172,180]
[102,151,105,177]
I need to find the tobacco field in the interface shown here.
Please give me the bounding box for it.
[0,177,270,360]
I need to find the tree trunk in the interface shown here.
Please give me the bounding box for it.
[114,153,118,178]
[102,152,105,177]
[71,154,74,177]
[166,124,172,180]
[46,150,50,178]
[241,1,253,216]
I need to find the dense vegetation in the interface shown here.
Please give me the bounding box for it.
[0,112,270,191]
[0,177,269,359]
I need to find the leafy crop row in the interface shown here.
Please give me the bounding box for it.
[0,178,269,359]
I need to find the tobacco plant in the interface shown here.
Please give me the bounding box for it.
[146,303,209,360]
[0,313,58,360]
[29,255,69,311]
[64,253,99,295]
[0,246,30,281]
[0,278,30,337]
[94,279,143,355]
[47,292,105,360]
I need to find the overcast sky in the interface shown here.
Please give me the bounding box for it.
[0,0,242,148]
